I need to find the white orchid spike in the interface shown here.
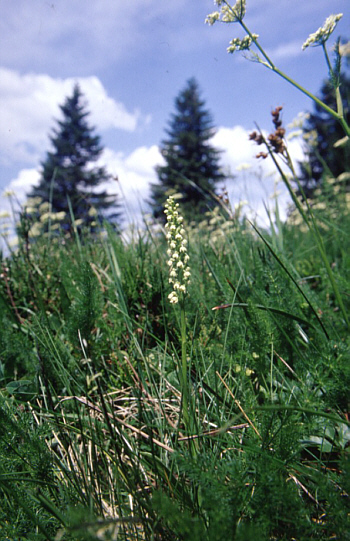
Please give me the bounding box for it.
[164,196,191,304]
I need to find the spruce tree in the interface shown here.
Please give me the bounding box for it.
[299,73,350,198]
[150,78,225,221]
[30,84,118,229]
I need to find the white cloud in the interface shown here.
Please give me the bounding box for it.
[267,40,303,61]
[0,68,145,167]
[124,145,163,176]
[0,144,164,228]
[99,145,164,222]
[213,125,305,223]
[0,124,305,234]
[213,126,257,170]
[7,169,41,201]
[0,168,41,253]
[80,77,144,132]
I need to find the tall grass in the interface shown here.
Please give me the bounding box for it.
[1,3,350,538]
[1,172,350,539]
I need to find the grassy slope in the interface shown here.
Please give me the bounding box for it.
[0,192,350,540]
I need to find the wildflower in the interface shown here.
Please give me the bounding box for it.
[88,206,98,217]
[303,129,318,147]
[168,291,179,304]
[206,1,246,25]
[3,190,15,198]
[164,195,191,303]
[227,34,258,54]
[337,172,350,183]
[236,162,252,172]
[8,236,18,247]
[287,129,302,141]
[28,222,42,238]
[40,212,52,223]
[39,202,51,213]
[302,14,343,50]
[53,211,66,221]
[25,197,43,207]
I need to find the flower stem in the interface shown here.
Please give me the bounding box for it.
[180,299,189,430]
[257,127,350,328]
[238,20,350,138]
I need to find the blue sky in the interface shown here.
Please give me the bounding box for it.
[0,0,349,226]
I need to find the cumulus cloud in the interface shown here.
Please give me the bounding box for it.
[0,144,164,228]
[0,68,146,167]
[6,169,41,201]
[266,40,303,61]
[213,125,305,223]
[0,168,41,253]
[0,124,304,233]
[98,145,164,222]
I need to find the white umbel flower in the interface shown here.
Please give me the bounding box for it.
[206,0,246,25]
[302,14,343,50]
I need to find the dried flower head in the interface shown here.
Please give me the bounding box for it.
[164,195,191,304]
[302,14,343,50]
[250,107,287,159]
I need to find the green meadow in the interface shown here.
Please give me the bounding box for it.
[1,2,350,539]
[1,175,350,539]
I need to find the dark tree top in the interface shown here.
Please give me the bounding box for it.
[150,77,225,221]
[30,84,119,229]
[299,72,350,198]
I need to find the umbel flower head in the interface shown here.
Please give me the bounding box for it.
[227,34,259,54]
[206,1,255,55]
[164,195,191,305]
[302,14,343,50]
[205,0,246,26]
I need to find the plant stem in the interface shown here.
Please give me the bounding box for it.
[239,20,350,138]
[258,128,350,328]
[180,299,189,430]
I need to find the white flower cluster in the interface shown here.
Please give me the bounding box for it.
[302,14,343,50]
[227,34,258,54]
[164,196,191,305]
[205,0,246,26]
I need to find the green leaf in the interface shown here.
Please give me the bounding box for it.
[6,379,36,401]
[0,360,4,381]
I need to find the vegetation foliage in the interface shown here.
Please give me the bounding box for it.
[29,84,119,231]
[1,2,350,539]
[299,73,350,198]
[1,165,350,539]
[150,78,226,222]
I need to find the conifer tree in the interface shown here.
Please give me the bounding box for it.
[30,84,118,228]
[299,73,350,198]
[150,78,225,220]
